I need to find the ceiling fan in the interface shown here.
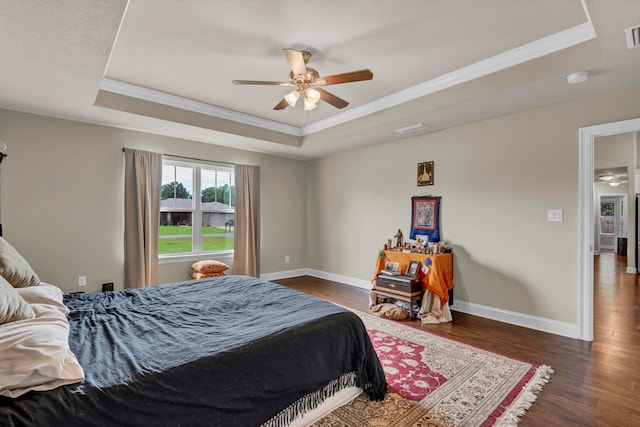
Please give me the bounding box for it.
[232,48,373,111]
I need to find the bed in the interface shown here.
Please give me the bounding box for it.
[0,275,387,426]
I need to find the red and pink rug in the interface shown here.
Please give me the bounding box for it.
[313,311,553,426]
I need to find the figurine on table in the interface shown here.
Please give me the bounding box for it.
[394,229,404,249]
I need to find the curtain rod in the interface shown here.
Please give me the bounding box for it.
[122,148,235,167]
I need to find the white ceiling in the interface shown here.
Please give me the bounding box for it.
[1,1,640,159]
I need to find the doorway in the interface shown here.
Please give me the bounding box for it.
[578,118,640,341]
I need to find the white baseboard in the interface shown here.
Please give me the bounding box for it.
[261,268,373,289]
[260,269,309,281]
[262,268,580,339]
[626,267,637,274]
[450,300,579,339]
[305,269,373,290]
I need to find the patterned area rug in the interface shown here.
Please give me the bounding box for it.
[313,311,553,426]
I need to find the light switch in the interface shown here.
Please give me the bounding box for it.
[547,209,563,222]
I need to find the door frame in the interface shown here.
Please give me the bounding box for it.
[578,118,640,341]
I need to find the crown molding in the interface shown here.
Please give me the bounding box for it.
[99,18,596,139]
[302,20,596,134]
[98,78,303,137]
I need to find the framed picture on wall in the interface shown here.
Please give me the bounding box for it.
[417,161,434,186]
[410,196,441,241]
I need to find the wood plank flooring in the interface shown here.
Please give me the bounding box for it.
[273,251,640,426]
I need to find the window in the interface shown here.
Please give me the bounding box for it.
[160,159,235,258]
[600,201,615,234]
[599,199,624,236]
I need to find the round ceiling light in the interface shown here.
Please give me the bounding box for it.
[567,71,589,85]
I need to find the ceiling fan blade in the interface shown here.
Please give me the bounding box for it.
[317,88,349,109]
[232,80,292,86]
[273,98,289,110]
[283,48,307,78]
[316,69,373,85]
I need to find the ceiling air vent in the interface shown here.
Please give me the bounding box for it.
[393,123,429,135]
[625,25,640,49]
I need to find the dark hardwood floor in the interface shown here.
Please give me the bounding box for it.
[274,251,640,426]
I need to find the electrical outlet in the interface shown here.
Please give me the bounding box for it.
[78,276,87,287]
[285,256,290,263]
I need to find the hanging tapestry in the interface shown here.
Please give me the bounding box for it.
[410,196,441,242]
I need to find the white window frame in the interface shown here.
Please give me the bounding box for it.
[159,159,235,264]
[599,200,616,236]
[599,195,626,237]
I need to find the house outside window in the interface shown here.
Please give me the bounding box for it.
[159,159,234,260]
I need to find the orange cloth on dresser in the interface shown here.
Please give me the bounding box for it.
[373,251,454,308]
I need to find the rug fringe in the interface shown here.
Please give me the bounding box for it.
[494,364,555,426]
[261,371,359,427]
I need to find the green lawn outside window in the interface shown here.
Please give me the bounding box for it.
[159,225,234,254]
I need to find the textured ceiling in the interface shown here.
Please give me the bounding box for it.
[1,1,640,159]
[105,0,587,126]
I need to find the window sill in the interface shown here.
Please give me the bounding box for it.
[158,251,234,264]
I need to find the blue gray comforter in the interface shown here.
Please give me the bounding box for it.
[0,276,386,426]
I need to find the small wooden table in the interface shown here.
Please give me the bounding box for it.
[373,274,423,318]
[373,251,454,307]
[372,251,455,323]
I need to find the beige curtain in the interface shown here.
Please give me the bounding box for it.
[234,165,260,277]
[123,148,162,288]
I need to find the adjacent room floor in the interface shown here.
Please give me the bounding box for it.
[275,251,640,426]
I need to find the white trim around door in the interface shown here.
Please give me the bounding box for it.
[578,118,640,341]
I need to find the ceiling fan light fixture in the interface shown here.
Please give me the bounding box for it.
[305,88,320,104]
[609,180,621,186]
[598,174,614,181]
[304,97,317,111]
[284,90,300,107]
[234,48,372,111]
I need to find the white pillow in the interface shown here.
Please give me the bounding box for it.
[16,282,68,315]
[0,303,84,397]
[0,237,40,288]
[0,275,35,325]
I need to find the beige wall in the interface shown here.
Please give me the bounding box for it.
[2,83,640,327]
[0,109,307,293]
[307,85,640,325]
